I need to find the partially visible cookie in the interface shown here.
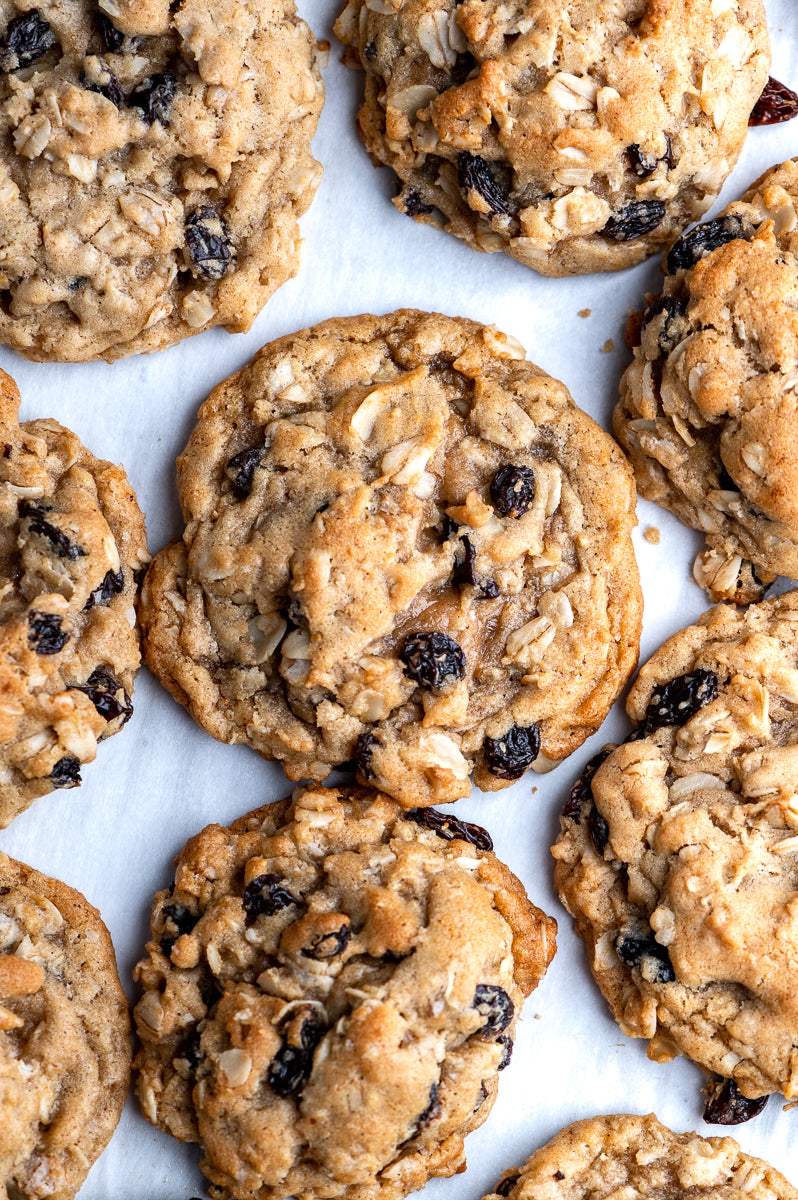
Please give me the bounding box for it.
[616,158,798,603]
[0,368,149,826]
[335,0,769,276]
[141,310,641,807]
[0,0,324,361]
[133,784,557,1200]
[553,591,798,1101]
[0,852,131,1200]
[484,1113,797,1199]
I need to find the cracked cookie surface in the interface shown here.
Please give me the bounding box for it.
[553,591,798,1100]
[0,0,324,361]
[0,851,131,1200]
[140,310,641,806]
[0,367,149,826]
[133,784,557,1200]
[484,1113,797,1199]
[616,158,798,603]
[334,0,768,276]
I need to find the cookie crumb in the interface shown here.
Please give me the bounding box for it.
[578,308,591,318]
[600,339,615,353]
[643,526,661,545]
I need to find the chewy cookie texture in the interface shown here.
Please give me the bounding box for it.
[0,0,324,361]
[0,367,148,827]
[0,852,131,1200]
[335,0,769,276]
[617,158,798,604]
[133,785,557,1200]
[553,591,798,1102]
[141,310,641,806]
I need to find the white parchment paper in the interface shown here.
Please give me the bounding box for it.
[2,0,798,1192]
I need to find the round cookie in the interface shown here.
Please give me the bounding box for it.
[133,784,557,1200]
[553,591,798,1101]
[334,0,769,277]
[484,1113,797,1199]
[616,158,798,605]
[140,310,641,806]
[0,851,131,1200]
[0,0,324,362]
[0,367,149,826]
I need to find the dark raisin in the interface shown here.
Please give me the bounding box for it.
[473,984,514,1037]
[268,1007,324,1098]
[483,724,540,780]
[84,67,124,108]
[497,1034,513,1070]
[28,611,69,655]
[479,578,500,599]
[400,632,466,690]
[225,447,262,498]
[703,1078,769,1125]
[562,747,614,821]
[554,1172,565,1182]
[588,804,609,855]
[363,40,377,61]
[749,76,798,125]
[50,755,81,788]
[185,207,233,281]
[20,501,86,560]
[627,135,674,177]
[601,201,666,242]
[414,1082,441,1130]
[458,152,513,217]
[73,666,133,724]
[440,514,458,542]
[243,874,300,922]
[84,569,124,611]
[175,1027,203,1072]
[495,1174,520,1196]
[0,10,56,71]
[490,465,536,517]
[353,731,377,780]
[642,669,719,733]
[301,924,351,959]
[401,189,434,217]
[129,71,176,124]
[641,295,688,354]
[159,902,198,955]
[406,806,493,852]
[615,926,675,984]
[96,11,125,51]
[453,535,477,587]
[666,215,752,274]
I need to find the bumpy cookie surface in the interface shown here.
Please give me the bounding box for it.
[334,0,769,276]
[484,1113,797,1199]
[0,0,323,361]
[133,784,557,1200]
[616,158,798,604]
[141,310,641,806]
[0,852,131,1200]
[0,368,149,826]
[553,591,798,1100]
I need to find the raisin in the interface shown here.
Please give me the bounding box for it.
[601,201,666,242]
[588,804,609,855]
[414,1082,441,1131]
[666,215,752,274]
[0,10,56,71]
[400,632,466,690]
[84,67,124,108]
[28,611,69,655]
[458,152,513,216]
[225,446,262,498]
[490,465,536,517]
[406,806,493,851]
[495,1175,520,1198]
[185,207,233,281]
[497,1034,513,1070]
[642,669,719,734]
[73,666,133,724]
[84,569,124,610]
[353,731,377,780]
[129,71,176,124]
[402,189,434,217]
[562,747,614,821]
[96,12,125,52]
[50,755,81,788]
[615,925,675,984]
[451,534,498,597]
[749,76,798,125]
[483,724,540,780]
[20,501,86,560]
[301,923,351,959]
[159,902,198,955]
[703,1078,769,1125]
[363,40,377,61]
[641,295,688,354]
[473,984,514,1037]
[268,1007,324,1098]
[243,874,300,922]
[627,135,674,177]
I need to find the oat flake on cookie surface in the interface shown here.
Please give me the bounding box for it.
[484,1113,797,1200]
[133,784,556,1200]
[0,851,131,1200]
[334,0,769,277]
[553,590,798,1102]
[140,310,641,806]
[616,158,798,605]
[0,0,324,362]
[0,367,149,826]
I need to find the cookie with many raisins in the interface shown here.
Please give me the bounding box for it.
[485,1113,797,1199]
[140,310,641,806]
[616,158,798,604]
[334,0,769,276]
[0,368,149,825]
[553,591,798,1105]
[133,784,556,1200]
[0,851,131,1200]
[0,0,323,361]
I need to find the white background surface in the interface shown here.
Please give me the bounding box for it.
[3,0,798,1193]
